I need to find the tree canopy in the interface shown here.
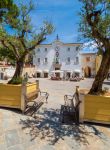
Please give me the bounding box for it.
[79,0,110,94]
[0,0,54,84]
[0,0,19,23]
[79,0,110,55]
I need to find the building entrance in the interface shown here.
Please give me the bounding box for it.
[37,73,41,78]
[66,72,71,78]
[55,73,60,78]
[44,73,48,78]
[84,66,91,77]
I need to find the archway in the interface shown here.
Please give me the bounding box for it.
[37,72,41,78]
[84,66,91,77]
[44,72,48,78]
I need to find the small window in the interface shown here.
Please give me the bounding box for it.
[37,48,40,52]
[76,46,79,51]
[76,57,79,64]
[67,57,70,63]
[86,57,90,62]
[44,58,48,63]
[45,48,47,52]
[67,47,70,51]
[38,58,40,63]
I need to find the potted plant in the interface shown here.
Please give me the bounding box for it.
[79,0,110,124]
[0,0,53,111]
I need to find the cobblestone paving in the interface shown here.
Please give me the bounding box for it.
[0,78,110,150]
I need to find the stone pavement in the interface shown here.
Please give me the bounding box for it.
[0,78,110,150]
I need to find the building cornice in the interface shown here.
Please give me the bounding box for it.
[36,42,83,47]
[80,52,96,55]
[36,44,51,47]
[63,43,83,46]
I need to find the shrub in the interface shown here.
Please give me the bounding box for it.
[10,77,23,84]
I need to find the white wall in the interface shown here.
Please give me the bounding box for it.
[33,40,83,77]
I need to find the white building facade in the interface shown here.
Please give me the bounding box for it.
[33,38,83,78]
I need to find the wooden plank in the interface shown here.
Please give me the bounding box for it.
[85,103,110,109]
[0,84,21,109]
[85,108,110,116]
[85,95,110,104]
[84,94,110,124]
[27,84,37,94]
[0,99,20,106]
[85,113,110,122]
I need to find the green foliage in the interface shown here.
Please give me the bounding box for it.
[0,0,19,23]
[0,0,54,84]
[0,0,54,61]
[79,0,110,55]
[9,76,23,84]
[79,0,110,94]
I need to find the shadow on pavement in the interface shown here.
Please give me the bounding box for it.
[19,108,106,145]
[0,107,22,114]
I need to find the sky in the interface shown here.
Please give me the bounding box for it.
[14,0,82,44]
[13,0,97,52]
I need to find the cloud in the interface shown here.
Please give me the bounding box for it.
[81,41,98,53]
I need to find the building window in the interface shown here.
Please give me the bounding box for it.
[45,48,47,52]
[44,58,48,63]
[76,46,79,51]
[67,47,70,51]
[86,57,90,62]
[37,48,40,52]
[67,57,70,63]
[37,58,40,63]
[76,57,79,64]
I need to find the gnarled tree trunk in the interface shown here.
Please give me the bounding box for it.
[8,58,25,84]
[89,52,110,95]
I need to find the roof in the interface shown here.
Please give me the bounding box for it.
[37,42,83,47]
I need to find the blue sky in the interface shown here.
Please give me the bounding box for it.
[14,0,82,43]
[12,0,97,52]
[34,0,82,43]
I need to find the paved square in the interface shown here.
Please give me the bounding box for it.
[0,78,110,150]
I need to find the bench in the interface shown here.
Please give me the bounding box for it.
[60,92,81,125]
[24,90,49,115]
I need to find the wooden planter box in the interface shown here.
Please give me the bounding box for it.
[0,81,39,112]
[79,90,110,124]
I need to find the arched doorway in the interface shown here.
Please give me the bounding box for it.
[44,72,48,78]
[84,66,91,77]
[37,72,41,78]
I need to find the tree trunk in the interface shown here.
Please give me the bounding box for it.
[89,53,110,95]
[8,59,24,84]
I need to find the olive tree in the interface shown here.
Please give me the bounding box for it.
[0,1,54,84]
[79,0,110,94]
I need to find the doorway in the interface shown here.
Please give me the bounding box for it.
[84,66,91,77]
[55,73,60,78]
[66,72,71,78]
[44,72,48,78]
[37,73,41,78]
